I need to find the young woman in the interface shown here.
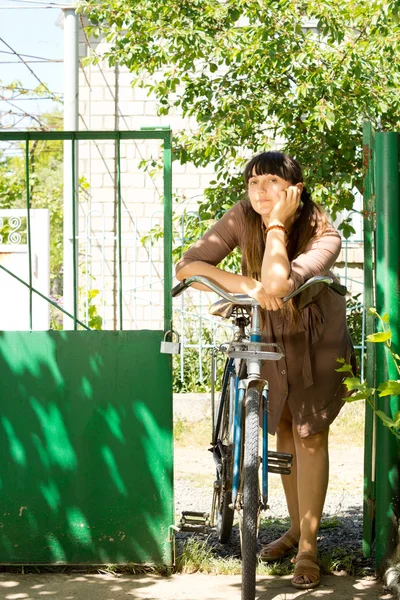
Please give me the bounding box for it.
[175,151,355,589]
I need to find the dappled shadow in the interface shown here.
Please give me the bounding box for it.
[0,330,173,566]
[1,571,390,600]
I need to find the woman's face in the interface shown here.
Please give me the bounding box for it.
[247,171,300,216]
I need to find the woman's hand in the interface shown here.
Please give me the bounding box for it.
[242,277,284,311]
[269,185,302,227]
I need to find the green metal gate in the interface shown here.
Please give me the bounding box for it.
[0,129,174,565]
[363,123,400,572]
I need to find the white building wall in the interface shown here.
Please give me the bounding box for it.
[77,20,218,331]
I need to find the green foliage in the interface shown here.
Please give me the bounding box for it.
[346,292,363,371]
[82,289,103,330]
[338,308,400,437]
[173,417,189,443]
[173,321,228,393]
[0,111,64,291]
[78,0,400,223]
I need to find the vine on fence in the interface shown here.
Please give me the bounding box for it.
[338,308,400,438]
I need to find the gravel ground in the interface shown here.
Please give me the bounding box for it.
[173,405,374,575]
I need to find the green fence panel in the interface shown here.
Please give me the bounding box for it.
[0,330,173,565]
[362,122,376,557]
[374,132,400,573]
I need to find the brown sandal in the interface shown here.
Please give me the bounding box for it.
[260,532,299,562]
[292,552,320,589]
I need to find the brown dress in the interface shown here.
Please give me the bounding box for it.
[176,201,356,438]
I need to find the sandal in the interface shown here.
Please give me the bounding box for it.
[292,552,320,589]
[260,532,299,562]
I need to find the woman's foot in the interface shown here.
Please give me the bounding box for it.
[291,552,320,589]
[260,530,299,562]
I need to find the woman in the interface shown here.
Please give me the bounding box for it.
[175,151,355,589]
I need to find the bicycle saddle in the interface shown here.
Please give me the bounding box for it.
[209,297,252,319]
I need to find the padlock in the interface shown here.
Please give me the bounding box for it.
[160,329,181,354]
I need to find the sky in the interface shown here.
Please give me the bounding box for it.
[0,0,66,130]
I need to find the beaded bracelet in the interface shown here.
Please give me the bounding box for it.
[265,224,289,236]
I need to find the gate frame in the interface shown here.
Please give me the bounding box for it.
[0,128,174,566]
[363,123,400,571]
[0,128,173,333]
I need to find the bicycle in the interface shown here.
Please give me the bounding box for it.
[171,274,347,600]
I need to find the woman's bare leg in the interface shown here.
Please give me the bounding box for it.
[261,403,300,558]
[276,403,300,538]
[292,423,329,584]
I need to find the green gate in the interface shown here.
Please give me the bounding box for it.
[0,129,174,565]
[363,123,400,572]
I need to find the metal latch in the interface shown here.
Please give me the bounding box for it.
[160,329,181,354]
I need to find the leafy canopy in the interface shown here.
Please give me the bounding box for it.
[78,0,400,232]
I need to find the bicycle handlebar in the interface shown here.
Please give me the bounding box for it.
[171,275,347,305]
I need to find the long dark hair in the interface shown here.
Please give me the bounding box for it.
[241,151,328,281]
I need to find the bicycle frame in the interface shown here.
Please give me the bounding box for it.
[214,302,270,513]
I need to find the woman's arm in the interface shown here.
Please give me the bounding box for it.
[177,261,277,309]
[177,261,250,292]
[261,223,342,299]
[261,228,291,297]
[261,186,301,297]
[175,203,283,309]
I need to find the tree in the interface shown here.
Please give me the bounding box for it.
[78,0,400,233]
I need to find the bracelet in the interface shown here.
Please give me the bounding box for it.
[265,224,289,236]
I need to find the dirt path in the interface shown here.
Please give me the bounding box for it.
[174,442,364,517]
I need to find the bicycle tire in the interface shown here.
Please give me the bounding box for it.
[241,386,260,600]
[215,368,235,543]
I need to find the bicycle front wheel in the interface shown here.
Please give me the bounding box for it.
[241,386,260,600]
[215,368,235,543]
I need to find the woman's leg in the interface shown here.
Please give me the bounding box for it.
[292,424,329,584]
[276,403,300,538]
[261,404,300,558]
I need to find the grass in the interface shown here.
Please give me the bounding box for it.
[319,548,358,575]
[0,563,171,576]
[182,472,214,488]
[319,515,343,529]
[175,537,362,576]
[174,417,212,447]
[175,537,292,576]
[329,400,365,446]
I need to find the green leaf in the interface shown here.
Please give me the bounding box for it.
[393,411,400,428]
[375,409,396,427]
[88,289,100,301]
[377,380,400,397]
[382,313,390,323]
[336,363,354,373]
[343,377,362,391]
[346,388,374,401]
[366,331,392,343]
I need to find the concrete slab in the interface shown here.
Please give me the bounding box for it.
[0,572,393,600]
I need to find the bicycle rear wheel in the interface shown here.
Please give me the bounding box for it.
[241,386,260,600]
[214,366,235,543]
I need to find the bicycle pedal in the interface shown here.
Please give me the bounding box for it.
[179,511,211,529]
[268,450,293,465]
[268,465,291,475]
